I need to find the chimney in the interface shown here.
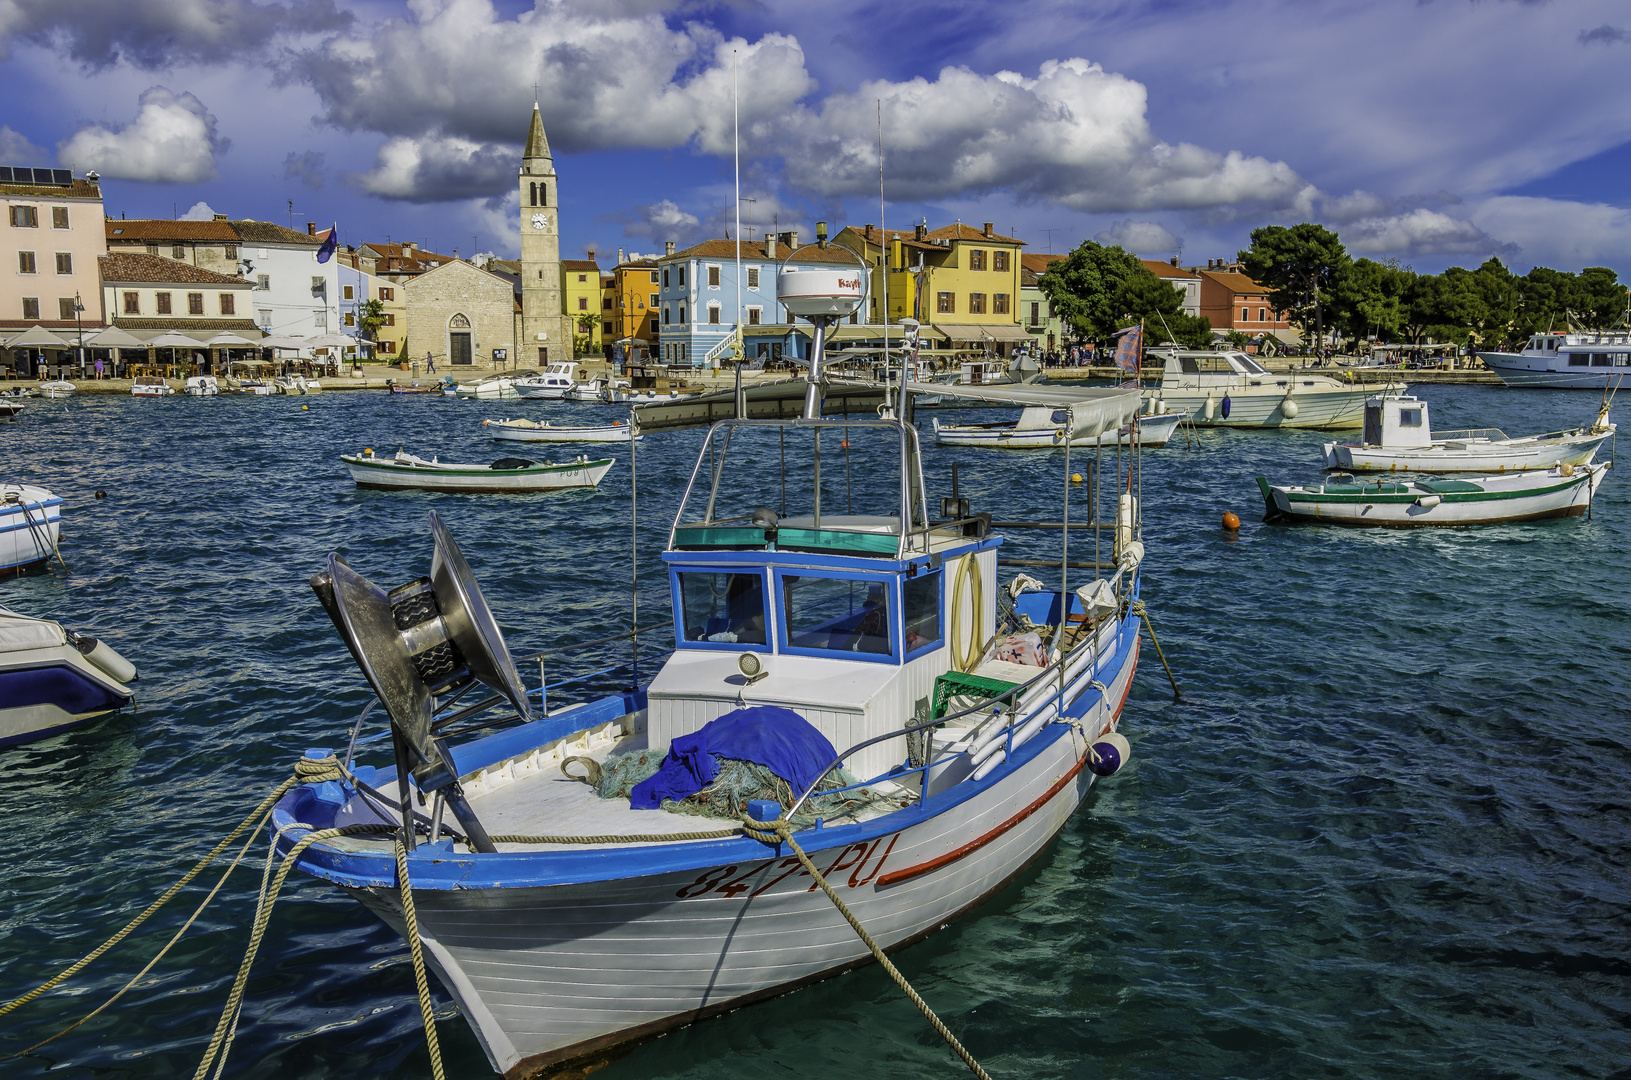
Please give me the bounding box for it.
[864,224,874,240]
[914,223,926,241]
[404,241,416,252]
[213,213,228,222]
[983,221,994,238]
[665,240,675,256]
[765,232,777,259]
[1171,256,1179,266]
[816,221,828,247]
[307,222,316,235]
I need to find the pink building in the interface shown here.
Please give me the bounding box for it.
[2,167,107,371]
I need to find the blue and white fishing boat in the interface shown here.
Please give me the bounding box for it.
[0,604,138,748]
[1,483,62,577]
[270,263,1152,1078]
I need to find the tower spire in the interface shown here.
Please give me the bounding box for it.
[524,101,549,160]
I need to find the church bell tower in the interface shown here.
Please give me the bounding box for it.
[519,102,569,363]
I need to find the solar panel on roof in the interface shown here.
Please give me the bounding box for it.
[0,168,11,181]
[51,169,71,184]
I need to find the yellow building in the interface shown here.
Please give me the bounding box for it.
[607,252,659,363]
[834,221,1028,354]
[560,257,602,356]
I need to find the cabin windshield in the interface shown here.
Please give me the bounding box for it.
[670,419,929,558]
[1231,353,1268,375]
[675,570,767,648]
[782,574,892,657]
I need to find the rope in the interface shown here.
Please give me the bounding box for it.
[0,755,341,1021]
[740,816,994,1080]
[396,830,446,1080]
[1129,600,1181,701]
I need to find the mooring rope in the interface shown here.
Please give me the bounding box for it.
[1128,600,1181,701]
[740,815,994,1080]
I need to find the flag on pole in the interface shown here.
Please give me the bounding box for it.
[316,223,338,264]
[1112,323,1142,372]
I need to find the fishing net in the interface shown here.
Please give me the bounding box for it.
[590,749,910,827]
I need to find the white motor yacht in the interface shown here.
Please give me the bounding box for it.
[1478,332,1631,389]
[1151,348,1386,429]
[514,361,583,399]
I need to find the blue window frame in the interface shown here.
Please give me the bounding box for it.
[672,568,769,651]
[776,569,897,664]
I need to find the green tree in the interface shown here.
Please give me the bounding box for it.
[1238,223,1352,348]
[1038,241,1210,348]
[359,298,386,342]
[1328,257,1413,347]
[1572,267,1626,329]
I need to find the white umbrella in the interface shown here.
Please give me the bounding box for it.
[204,331,258,347]
[307,333,360,348]
[258,335,307,350]
[146,331,204,348]
[4,325,72,348]
[87,326,146,348]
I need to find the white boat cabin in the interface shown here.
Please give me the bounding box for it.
[1516,333,1631,367]
[1361,395,1432,448]
[533,361,582,390]
[1158,349,1270,387]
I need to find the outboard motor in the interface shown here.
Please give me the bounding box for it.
[309,511,531,852]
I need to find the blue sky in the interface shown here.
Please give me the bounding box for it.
[2,0,1628,277]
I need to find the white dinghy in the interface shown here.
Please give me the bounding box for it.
[1259,463,1609,527]
[1323,395,1614,472]
[0,604,138,748]
[341,449,613,493]
[261,266,1157,1078]
[483,417,644,442]
[1,483,62,576]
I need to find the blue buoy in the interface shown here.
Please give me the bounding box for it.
[1220,393,1232,419]
[1088,732,1131,777]
[746,799,782,822]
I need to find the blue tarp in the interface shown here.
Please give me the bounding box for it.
[629,705,837,810]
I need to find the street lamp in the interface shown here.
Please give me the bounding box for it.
[73,293,85,376]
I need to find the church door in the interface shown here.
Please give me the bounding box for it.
[450,333,472,365]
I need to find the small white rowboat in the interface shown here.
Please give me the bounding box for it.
[933,406,1184,448]
[1259,462,1609,527]
[484,418,644,443]
[341,450,614,493]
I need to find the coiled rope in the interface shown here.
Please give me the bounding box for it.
[740,815,994,1080]
[1128,600,1181,701]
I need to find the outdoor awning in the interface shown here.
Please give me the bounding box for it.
[147,332,204,348]
[933,322,1034,342]
[905,382,1142,440]
[204,331,258,347]
[3,325,72,348]
[307,333,360,348]
[258,335,308,349]
[89,327,147,348]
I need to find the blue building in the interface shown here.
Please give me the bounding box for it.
[655,231,861,367]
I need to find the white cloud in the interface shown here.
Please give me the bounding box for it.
[179,200,217,220]
[614,198,702,244]
[1094,219,1182,254]
[350,133,515,201]
[0,124,47,162]
[1469,197,1631,268]
[0,0,351,68]
[1341,208,1516,258]
[57,87,226,183]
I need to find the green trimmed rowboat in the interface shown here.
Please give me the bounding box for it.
[1258,463,1609,527]
[341,450,613,493]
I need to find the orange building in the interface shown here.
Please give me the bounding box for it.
[1192,260,1296,343]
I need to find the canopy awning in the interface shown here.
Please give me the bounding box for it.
[146,331,204,348]
[88,326,147,348]
[933,322,1033,342]
[3,325,72,348]
[258,335,308,349]
[905,382,1143,440]
[307,333,360,348]
[204,331,258,346]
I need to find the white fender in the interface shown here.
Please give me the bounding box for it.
[1202,396,1215,421]
[78,637,137,685]
[1280,396,1300,419]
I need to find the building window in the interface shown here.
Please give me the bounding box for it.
[578,296,588,310]
[378,340,395,353]
[21,297,39,320]
[649,318,659,333]
[1030,301,1040,325]
[51,207,69,229]
[343,311,355,326]
[663,267,670,287]
[220,293,235,315]
[707,264,721,287]
[603,297,612,310]
[9,205,38,227]
[603,321,612,334]
[746,266,760,289]
[993,250,1009,272]
[529,182,538,207]
[650,293,659,307]
[1258,307,1265,321]
[123,291,140,314]
[968,293,986,314]
[313,309,327,328]
[225,245,237,260]
[53,251,71,274]
[58,297,76,320]
[663,307,670,325]
[708,304,720,324]
[257,308,272,328]
[343,284,354,300]
[384,314,395,326]
[993,293,1009,315]
[156,292,172,315]
[310,275,325,295]
[678,305,686,323]
[1241,308,1248,322]
[172,244,186,259]
[17,251,35,273]
[968,249,986,271]
[256,274,270,291]
[378,286,393,300]
[937,291,954,313]
[748,306,761,325]
[578,273,587,283]
[188,293,205,315]
[651,270,660,283]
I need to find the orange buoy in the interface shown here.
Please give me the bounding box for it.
[1222,511,1241,531]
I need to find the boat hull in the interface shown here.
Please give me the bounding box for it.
[0,485,61,576]
[1157,385,1374,429]
[0,608,136,748]
[1258,465,1608,527]
[279,612,1139,1077]
[487,421,641,443]
[342,456,614,493]
[1479,352,1631,389]
[933,412,1182,448]
[1323,430,1611,472]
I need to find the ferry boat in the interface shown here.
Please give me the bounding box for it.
[1150,348,1386,429]
[1323,395,1614,472]
[1478,332,1631,388]
[271,266,1150,1078]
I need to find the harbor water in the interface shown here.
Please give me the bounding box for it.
[1,384,1627,1079]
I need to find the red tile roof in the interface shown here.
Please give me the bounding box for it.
[0,178,102,200]
[1142,259,1200,280]
[1021,253,1064,273]
[106,219,239,242]
[230,220,322,246]
[99,252,248,285]
[1197,268,1269,294]
[926,222,1025,245]
[561,259,600,271]
[666,238,857,263]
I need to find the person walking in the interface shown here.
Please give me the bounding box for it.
[426,350,435,374]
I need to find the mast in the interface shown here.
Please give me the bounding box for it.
[732,51,743,374]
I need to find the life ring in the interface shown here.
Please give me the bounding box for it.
[948,553,983,672]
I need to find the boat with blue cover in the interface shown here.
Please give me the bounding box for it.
[0,604,138,748]
[271,262,1152,1077]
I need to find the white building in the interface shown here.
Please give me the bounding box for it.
[231,220,342,340]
